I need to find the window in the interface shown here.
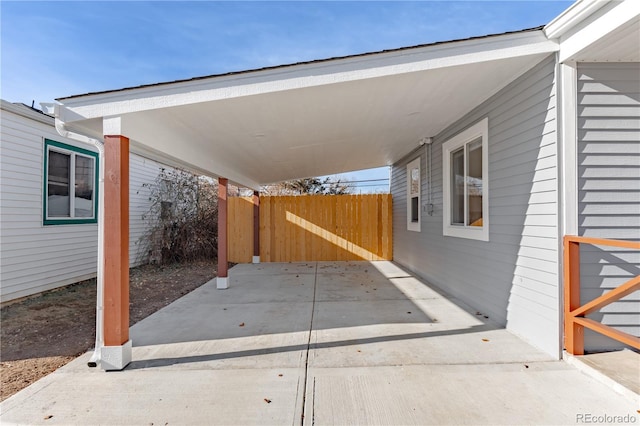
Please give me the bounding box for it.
[43,139,99,225]
[406,157,421,232]
[442,118,489,241]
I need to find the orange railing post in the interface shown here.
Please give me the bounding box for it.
[563,235,640,355]
[564,237,584,355]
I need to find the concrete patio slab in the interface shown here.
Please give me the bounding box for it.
[315,273,441,302]
[220,273,315,304]
[1,365,304,426]
[130,291,313,344]
[309,297,554,368]
[232,262,317,276]
[304,364,637,426]
[565,349,640,404]
[1,261,637,426]
[127,279,313,370]
[573,350,640,395]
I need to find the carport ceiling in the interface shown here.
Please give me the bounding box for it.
[57,29,557,189]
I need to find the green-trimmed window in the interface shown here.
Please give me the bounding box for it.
[43,139,99,225]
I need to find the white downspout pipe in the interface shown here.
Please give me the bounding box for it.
[51,115,106,368]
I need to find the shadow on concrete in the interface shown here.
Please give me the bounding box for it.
[126,323,493,370]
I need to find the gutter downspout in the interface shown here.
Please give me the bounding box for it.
[50,112,105,368]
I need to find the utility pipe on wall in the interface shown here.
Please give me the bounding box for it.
[426,138,434,216]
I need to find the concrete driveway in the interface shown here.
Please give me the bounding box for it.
[1,261,636,425]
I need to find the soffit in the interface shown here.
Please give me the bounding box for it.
[551,0,640,63]
[572,16,640,61]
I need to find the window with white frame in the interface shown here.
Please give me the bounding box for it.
[44,139,98,225]
[442,118,489,241]
[406,157,421,232]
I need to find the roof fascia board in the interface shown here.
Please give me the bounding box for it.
[1,99,54,126]
[555,0,640,62]
[544,0,609,39]
[60,31,557,121]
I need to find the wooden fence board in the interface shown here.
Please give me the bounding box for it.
[261,196,270,261]
[228,194,392,262]
[227,196,253,263]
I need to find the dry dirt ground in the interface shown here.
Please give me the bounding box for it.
[0,261,216,401]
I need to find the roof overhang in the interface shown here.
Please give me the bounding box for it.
[545,0,640,62]
[53,29,557,189]
[1,100,54,126]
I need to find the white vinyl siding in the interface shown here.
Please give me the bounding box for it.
[1,106,98,302]
[0,102,169,303]
[129,155,164,267]
[391,55,560,357]
[577,62,640,352]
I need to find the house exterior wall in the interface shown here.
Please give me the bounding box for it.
[0,103,167,303]
[576,62,640,351]
[391,54,560,357]
[129,154,164,266]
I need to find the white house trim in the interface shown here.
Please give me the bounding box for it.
[406,157,421,232]
[559,61,578,238]
[546,0,640,62]
[442,118,489,242]
[1,100,53,126]
[103,116,123,135]
[544,0,608,39]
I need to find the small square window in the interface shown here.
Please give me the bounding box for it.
[411,197,419,223]
[43,139,99,225]
[442,118,489,241]
[406,157,421,232]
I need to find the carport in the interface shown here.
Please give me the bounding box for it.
[43,28,558,370]
[1,261,635,425]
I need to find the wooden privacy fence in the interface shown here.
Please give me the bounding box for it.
[564,235,640,355]
[228,194,392,262]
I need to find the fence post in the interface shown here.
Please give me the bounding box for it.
[217,178,229,289]
[253,191,260,263]
[564,236,584,355]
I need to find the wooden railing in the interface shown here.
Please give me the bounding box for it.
[564,235,640,355]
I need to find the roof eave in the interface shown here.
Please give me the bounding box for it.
[56,29,557,121]
[56,26,546,104]
[1,99,54,126]
[544,0,609,39]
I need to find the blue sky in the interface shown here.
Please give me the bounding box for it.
[1,0,572,190]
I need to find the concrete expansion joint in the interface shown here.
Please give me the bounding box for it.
[300,261,319,425]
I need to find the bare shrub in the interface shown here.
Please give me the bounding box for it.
[262,177,353,195]
[139,168,218,265]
